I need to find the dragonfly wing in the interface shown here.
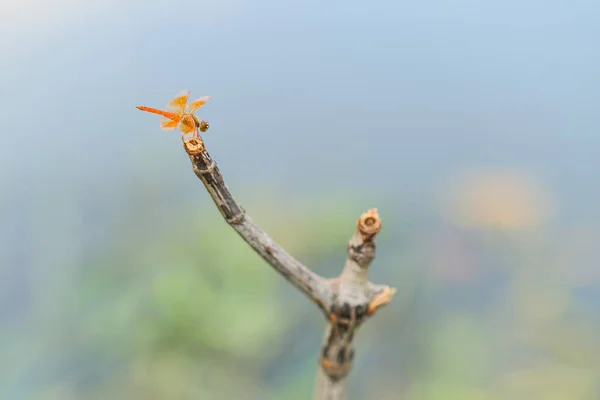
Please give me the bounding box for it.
[186,96,211,113]
[165,90,190,113]
[179,115,196,134]
[160,116,180,130]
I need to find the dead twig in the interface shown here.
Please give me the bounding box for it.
[182,125,395,400]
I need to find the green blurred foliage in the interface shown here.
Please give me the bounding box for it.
[3,172,600,400]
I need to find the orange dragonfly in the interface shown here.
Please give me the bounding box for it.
[136,90,211,139]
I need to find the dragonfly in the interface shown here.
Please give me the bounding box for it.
[136,90,211,139]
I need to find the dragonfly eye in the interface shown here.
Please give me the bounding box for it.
[199,120,210,132]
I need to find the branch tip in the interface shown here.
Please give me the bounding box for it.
[357,208,382,241]
[183,138,205,155]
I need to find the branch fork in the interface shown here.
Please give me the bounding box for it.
[181,129,395,400]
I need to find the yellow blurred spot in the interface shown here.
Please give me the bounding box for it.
[441,169,554,230]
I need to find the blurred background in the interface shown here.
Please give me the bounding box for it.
[1,0,599,399]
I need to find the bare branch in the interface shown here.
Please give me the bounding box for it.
[183,138,332,313]
[180,133,395,400]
